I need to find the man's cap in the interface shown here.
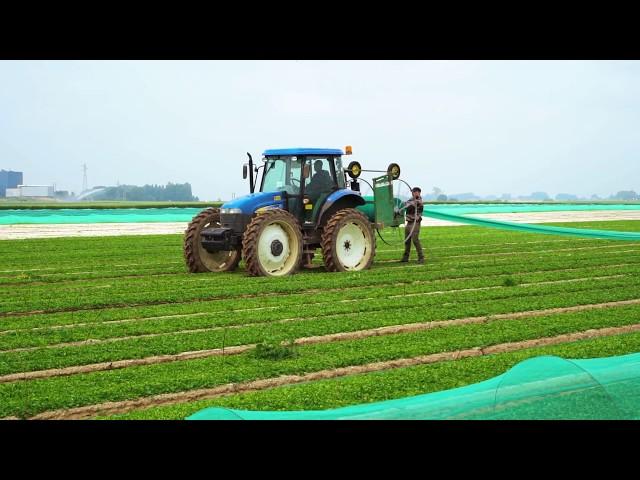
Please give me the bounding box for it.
[412,187,422,193]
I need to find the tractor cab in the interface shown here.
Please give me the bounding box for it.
[259,148,347,225]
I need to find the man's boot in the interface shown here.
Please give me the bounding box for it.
[400,248,409,262]
[417,258,425,264]
[401,243,410,263]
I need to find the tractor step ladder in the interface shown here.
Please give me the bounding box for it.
[302,249,319,269]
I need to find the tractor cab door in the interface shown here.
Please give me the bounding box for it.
[302,156,341,225]
[261,156,305,218]
[285,156,305,219]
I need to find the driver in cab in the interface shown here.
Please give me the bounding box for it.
[305,160,333,197]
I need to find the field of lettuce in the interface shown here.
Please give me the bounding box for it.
[2,220,640,420]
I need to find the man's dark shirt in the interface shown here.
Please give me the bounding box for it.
[306,170,333,195]
[405,196,424,222]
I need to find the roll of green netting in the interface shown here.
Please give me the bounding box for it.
[186,352,640,420]
[357,196,403,223]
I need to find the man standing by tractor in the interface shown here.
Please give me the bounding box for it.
[401,187,425,264]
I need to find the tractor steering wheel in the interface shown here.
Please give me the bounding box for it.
[286,177,302,195]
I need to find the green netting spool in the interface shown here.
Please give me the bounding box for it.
[357,195,403,225]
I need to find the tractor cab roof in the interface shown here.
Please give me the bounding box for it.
[262,148,344,156]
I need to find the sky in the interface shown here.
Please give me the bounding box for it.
[1,60,639,201]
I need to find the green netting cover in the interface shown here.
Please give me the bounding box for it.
[421,209,640,241]
[187,352,640,420]
[0,208,204,225]
[424,203,640,215]
[2,203,639,225]
[358,200,640,241]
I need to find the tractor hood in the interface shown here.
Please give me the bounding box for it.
[220,191,286,215]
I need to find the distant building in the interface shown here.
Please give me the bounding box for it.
[5,185,55,198]
[0,170,23,197]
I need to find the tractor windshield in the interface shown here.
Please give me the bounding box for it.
[261,156,303,194]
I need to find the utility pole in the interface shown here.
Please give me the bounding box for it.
[82,163,88,192]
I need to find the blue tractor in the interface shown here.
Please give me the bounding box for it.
[184,147,401,277]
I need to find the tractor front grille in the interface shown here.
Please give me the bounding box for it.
[220,213,252,235]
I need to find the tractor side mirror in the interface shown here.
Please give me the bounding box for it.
[243,164,248,179]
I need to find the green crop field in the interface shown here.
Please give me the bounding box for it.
[1,220,640,419]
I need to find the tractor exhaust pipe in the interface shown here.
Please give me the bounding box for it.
[247,152,255,193]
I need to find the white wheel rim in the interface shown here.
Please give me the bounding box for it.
[200,248,236,271]
[336,221,371,270]
[257,222,297,275]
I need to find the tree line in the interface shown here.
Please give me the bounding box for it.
[427,188,640,202]
[90,183,199,201]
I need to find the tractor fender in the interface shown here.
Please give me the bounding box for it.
[317,190,366,227]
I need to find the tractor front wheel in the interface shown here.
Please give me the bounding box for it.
[321,208,376,272]
[184,208,241,273]
[242,209,303,277]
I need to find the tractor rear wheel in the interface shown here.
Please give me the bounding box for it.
[184,207,241,273]
[242,209,303,277]
[321,208,376,272]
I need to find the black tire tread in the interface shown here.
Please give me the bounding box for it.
[242,209,303,277]
[183,207,241,273]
